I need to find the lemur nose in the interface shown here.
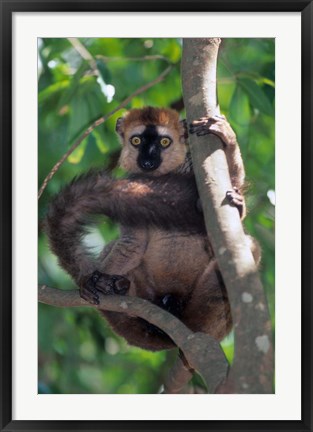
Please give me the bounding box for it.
[142,160,156,170]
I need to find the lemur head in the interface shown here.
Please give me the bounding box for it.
[116,107,188,175]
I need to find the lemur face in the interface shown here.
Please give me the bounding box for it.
[116,107,188,175]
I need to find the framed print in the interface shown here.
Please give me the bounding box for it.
[1,1,312,431]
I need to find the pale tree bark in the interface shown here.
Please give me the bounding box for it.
[39,285,227,393]
[181,38,273,393]
[162,356,193,394]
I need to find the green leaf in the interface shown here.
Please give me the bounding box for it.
[92,129,109,153]
[96,59,112,83]
[68,136,88,164]
[67,95,89,143]
[38,81,69,104]
[57,62,89,109]
[229,85,251,127]
[259,77,275,88]
[218,81,235,112]
[238,77,274,116]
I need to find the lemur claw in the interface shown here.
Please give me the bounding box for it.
[110,275,131,295]
[189,115,236,146]
[80,271,130,304]
[80,274,100,305]
[226,188,244,217]
[93,271,130,295]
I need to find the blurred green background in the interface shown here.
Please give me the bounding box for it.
[38,38,275,394]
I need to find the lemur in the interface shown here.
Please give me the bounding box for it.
[45,107,260,351]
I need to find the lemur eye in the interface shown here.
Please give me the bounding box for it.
[160,137,171,148]
[131,136,141,146]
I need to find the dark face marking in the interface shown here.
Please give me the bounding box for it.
[132,125,163,172]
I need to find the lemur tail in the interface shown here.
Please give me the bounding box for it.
[44,170,204,282]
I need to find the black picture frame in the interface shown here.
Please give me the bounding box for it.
[1,1,312,431]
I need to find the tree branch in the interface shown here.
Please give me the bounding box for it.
[68,38,98,72]
[162,355,193,394]
[38,285,228,393]
[182,38,273,393]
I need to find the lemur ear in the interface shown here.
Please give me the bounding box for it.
[179,119,188,141]
[115,117,124,136]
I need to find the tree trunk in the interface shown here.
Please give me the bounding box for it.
[181,38,273,393]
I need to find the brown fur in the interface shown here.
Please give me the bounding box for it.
[45,107,260,352]
[122,106,181,130]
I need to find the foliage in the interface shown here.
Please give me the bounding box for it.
[38,37,275,393]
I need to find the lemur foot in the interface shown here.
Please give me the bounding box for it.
[143,294,185,338]
[80,270,130,305]
[189,115,237,146]
[160,294,184,318]
[226,187,244,217]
